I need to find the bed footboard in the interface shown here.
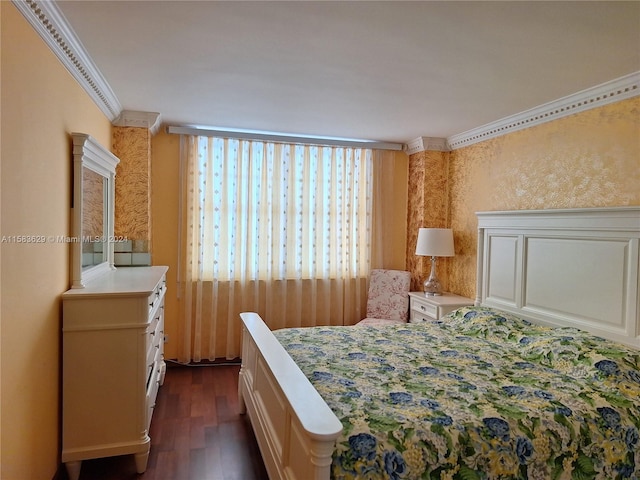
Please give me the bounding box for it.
[238,312,342,480]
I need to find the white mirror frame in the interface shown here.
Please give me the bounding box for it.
[71,133,119,288]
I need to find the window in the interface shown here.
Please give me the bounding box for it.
[188,136,373,282]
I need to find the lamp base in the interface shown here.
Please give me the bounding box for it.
[423,256,443,296]
[423,278,442,296]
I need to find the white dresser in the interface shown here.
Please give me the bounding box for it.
[61,266,168,480]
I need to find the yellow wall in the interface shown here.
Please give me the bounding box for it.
[408,97,640,300]
[372,150,409,270]
[150,131,181,359]
[1,3,111,478]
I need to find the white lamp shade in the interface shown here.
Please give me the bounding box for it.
[415,228,454,257]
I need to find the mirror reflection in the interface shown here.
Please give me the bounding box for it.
[81,167,106,268]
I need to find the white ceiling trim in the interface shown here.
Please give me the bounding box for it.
[15,0,639,150]
[113,111,163,136]
[13,0,122,121]
[447,72,640,150]
[404,137,450,155]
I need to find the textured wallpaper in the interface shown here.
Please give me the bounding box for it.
[408,97,640,299]
[406,150,451,291]
[113,126,151,254]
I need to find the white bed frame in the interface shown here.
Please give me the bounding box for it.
[238,312,342,480]
[238,207,640,480]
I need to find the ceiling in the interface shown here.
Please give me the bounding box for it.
[55,1,640,144]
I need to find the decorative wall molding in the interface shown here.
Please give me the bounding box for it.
[113,111,162,135]
[404,136,449,154]
[13,0,122,121]
[447,71,640,150]
[14,0,639,152]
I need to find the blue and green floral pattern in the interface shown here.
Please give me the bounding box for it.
[273,306,640,479]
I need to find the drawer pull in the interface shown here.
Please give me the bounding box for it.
[420,305,426,311]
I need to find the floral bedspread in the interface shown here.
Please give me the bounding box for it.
[273,306,640,480]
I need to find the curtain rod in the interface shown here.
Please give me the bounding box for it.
[166,125,404,151]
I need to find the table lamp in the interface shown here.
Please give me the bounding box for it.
[415,228,454,296]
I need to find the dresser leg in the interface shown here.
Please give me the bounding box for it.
[134,450,149,474]
[65,461,82,480]
[238,366,247,414]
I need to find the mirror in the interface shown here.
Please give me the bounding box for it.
[71,133,120,288]
[81,167,106,268]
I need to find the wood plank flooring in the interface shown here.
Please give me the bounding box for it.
[72,364,269,480]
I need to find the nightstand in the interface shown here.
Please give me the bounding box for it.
[409,291,474,323]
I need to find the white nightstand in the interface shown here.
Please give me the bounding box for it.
[409,291,474,323]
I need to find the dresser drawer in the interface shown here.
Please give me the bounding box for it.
[411,310,437,323]
[145,353,162,430]
[408,292,474,323]
[411,300,438,320]
[148,273,167,312]
[145,342,161,383]
[145,315,162,367]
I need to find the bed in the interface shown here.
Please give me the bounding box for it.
[238,207,640,480]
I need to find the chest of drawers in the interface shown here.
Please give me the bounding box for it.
[61,266,168,480]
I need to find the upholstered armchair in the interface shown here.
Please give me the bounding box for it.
[356,269,411,326]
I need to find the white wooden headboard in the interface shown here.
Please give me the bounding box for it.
[476,207,640,348]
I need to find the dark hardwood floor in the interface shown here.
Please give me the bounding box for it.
[73,363,269,480]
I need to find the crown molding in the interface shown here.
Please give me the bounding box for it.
[113,111,163,135]
[13,0,122,121]
[447,71,640,150]
[404,136,449,154]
